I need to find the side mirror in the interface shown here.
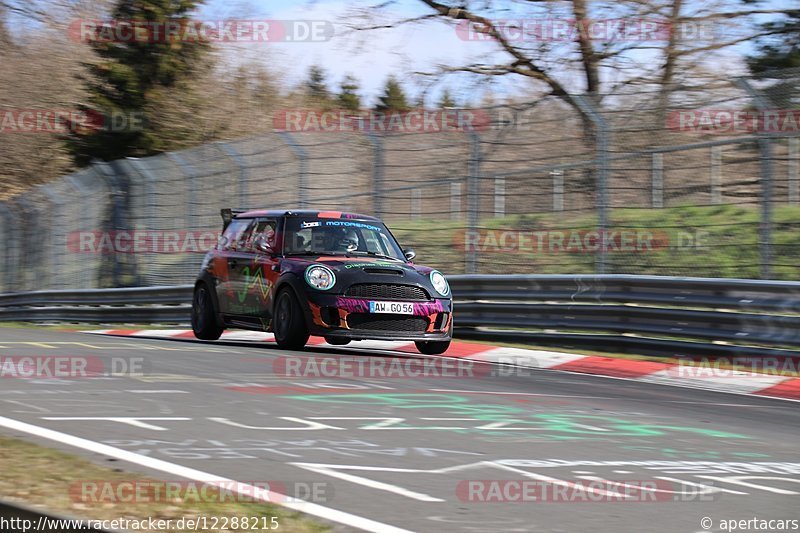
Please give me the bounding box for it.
[404,248,416,261]
[253,234,276,255]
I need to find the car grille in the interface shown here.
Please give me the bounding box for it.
[345,284,429,301]
[347,314,428,333]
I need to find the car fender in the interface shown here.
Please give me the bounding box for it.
[273,272,314,326]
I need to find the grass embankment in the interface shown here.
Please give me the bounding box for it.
[0,436,328,532]
[390,204,800,278]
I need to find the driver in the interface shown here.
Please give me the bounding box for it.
[333,228,359,252]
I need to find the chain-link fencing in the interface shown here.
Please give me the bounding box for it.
[1,70,798,291]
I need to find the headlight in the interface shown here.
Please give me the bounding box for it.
[305,265,336,291]
[429,270,450,296]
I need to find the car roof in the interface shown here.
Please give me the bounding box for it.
[236,209,380,221]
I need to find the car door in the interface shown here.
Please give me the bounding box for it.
[214,218,256,316]
[237,217,280,320]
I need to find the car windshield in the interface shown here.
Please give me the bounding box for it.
[283,217,406,260]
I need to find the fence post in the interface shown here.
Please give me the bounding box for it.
[127,158,157,232]
[15,197,39,291]
[365,132,385,218]
[0,202,14,292]
[710,146,722,204]
[67,167,102,289]
[552,170,564,212]
[166,153,198,226]
[450,182,462,219]
[651,153,663,208]
[494,176,505,217]
[789,137,799,206]
[571,95,610,275]
[125,158,159,286]
[277,132,309,209]
[737,78,774,280]
[94,160,129,287]
[217,143,249,208]
[37,186,67,290]
[411,189,422,219]
[466,132,482,274]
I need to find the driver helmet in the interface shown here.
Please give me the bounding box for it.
[335,228,359,252]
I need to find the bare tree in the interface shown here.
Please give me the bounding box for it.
[349,0,794,116]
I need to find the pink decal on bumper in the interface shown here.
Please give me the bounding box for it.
[335,297,445,315]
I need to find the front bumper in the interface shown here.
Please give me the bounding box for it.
[303,293,453,341]
[311,328,452,342]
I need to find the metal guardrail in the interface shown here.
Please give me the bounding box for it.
[448,275,800,357]
[1,275,798,356]
[0,285,191,323]
[0,286,192,307]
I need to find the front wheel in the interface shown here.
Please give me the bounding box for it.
[415,339,450,355]
[192,284,223,340]
[274,289,310,350]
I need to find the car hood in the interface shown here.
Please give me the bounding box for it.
[314,256,433,274]
[283,255,444,296]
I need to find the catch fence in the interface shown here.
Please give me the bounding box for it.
[1,70,798,291]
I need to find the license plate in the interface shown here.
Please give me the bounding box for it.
[369,301,414,314]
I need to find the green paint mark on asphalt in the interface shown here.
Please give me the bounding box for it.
[620,446,768,458]
[286,393,750,439]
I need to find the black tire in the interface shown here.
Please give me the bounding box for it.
[274,288,310,350]
[325,336,351,346]
[415,339,451,355]
[416,318,452,355]
[192,284,223,340]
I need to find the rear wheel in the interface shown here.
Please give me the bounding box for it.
[274,289,310,350]
[192,284,223,340]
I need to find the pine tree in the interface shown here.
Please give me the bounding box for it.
[338,74,361,111]
[375,76,409,112]
[67,0,212,165]
[438,88,457,108]
[307,65,330,102]
[748,11,800,73]
[748,11,800,108]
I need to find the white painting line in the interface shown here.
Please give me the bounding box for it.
[0,416,414,533]
[125,390,191,394]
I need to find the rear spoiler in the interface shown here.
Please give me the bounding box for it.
[220,208,250,231]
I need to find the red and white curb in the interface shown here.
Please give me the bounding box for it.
[84,329,800,402]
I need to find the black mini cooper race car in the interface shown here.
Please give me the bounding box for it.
[191,209,453,354]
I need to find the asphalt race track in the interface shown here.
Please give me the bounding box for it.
[0,327,798,532]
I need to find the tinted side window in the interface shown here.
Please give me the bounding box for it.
[244,219,278,252]
[219,219,254,252]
